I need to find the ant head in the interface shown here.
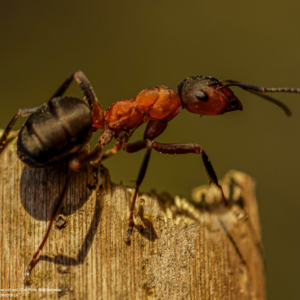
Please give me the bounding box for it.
[177,76,242,116]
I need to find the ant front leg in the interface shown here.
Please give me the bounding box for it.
[0,107,38,154]
[122,138,229,242]
[124,139,228,206]
[149,141,228,206]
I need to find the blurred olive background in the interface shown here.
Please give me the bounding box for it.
[1,1,300,298]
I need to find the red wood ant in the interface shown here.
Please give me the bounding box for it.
[0,71,298,281]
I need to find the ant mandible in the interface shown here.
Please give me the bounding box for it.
[0,71,298,281]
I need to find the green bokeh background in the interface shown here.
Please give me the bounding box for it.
[1,1,300,298]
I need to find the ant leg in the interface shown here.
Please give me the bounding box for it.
[25,131,114,281]
[50,71,105,130]
[100,127,144,162]
[69,129,114,171]
[110,120,166,165]
[101,145,122,161]
[123,139,228,207]
[124,148,152,243]
[69,144,103,171]
[0,107,38,153]
[150,141,228,206]
[49,71,99,108]
[25,170,72,282]
[25,142,107,281]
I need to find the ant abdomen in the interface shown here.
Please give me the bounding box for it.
[17,97,93,167]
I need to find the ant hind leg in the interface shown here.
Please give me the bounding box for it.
[0,107,38,154]
[25,140,107,283]
[49,71,99,109]
[25,170,72,284]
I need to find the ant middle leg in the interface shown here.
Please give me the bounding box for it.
[69,128,114,171]
[100,145,122,162]
[123,147,152,243]
[0,107,38,153]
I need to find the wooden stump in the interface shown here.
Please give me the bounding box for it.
[0,131,266,299]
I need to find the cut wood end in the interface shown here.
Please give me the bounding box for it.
[0,132,266,300]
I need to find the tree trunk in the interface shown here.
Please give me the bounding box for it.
[0,131,266,300]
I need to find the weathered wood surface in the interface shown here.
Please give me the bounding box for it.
[0,131,265,300]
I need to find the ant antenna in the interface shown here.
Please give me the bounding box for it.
[220,80,298,116]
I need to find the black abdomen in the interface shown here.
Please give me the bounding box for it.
[17,97,93,167]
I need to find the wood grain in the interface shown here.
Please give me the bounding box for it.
[0,131,265,300]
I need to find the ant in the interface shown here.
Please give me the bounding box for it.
[0,71,298,282]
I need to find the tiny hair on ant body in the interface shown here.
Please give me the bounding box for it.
[0,71,298,282]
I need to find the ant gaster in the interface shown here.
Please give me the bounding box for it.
[0,71,298,282]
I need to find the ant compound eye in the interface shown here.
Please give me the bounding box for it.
[195,91,208,101]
